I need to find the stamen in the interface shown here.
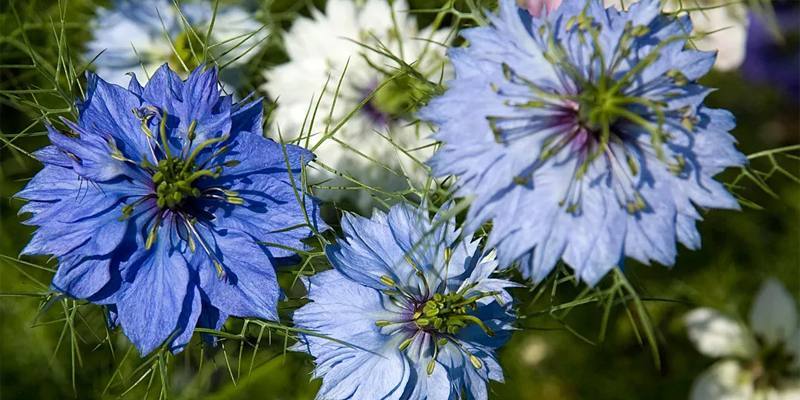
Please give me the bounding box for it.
[398,336,414,351]
[443,247,453,265]
[119,195,155,221]
[133,107,160,163]
[145,214,162,250]
[182,216,226,279]
[469,354,483,369]
[426,358,437,375]
[159,111,172,159]
[182,134,229,174]
[380,275,396,287]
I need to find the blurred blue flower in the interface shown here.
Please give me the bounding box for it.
[421,0,746,285]
[17,65,325,355]
[292,203,517,399]
[86,0,267,89]
[743,1,800,102]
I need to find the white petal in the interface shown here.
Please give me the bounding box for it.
[260,0,449,211]
[763,384,800,400]
[686,308,756,358]
[690,361,754,400]
[683,0,748,71]
[777,385,800,400]
[207,6,269,67]
[750,278,799,345]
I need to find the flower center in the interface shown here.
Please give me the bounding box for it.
[375,273,499,376]
[413,292,494,336]
[135,115,230,213]
[116,108,244,279]
[152,157,202,210]
[576,84,619,135]
[359,74,429,126]
[751,338,800,390]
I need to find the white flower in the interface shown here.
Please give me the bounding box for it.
[262,0,450,211]
[686,278,800,400]
[520,336,550,367]
[686,308,757,358]
[86,0,267,88]
[605,0,748,71]
[690,360,755,400]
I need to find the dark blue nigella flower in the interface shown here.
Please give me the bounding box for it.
[292,203,517,399]
[420,0,746,285]
[742,1,800,102]
[16,65,326,355]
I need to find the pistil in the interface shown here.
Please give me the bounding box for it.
[414,292,497,337]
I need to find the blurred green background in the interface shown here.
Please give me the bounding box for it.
[1,0,797,399]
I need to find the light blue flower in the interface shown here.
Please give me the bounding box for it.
[292,204,517,399]
[16,65,326,355]
[421,0,746,285]
[86,0,266,89]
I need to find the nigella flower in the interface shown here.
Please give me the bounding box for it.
[262,0,450,211]
[86,0,267,89]
[16,65,326,355]
[292,203,517,399]
[421,0,746,284]
[685,278,800,399]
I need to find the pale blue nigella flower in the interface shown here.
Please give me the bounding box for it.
[420,0,746,285]
[16,65,326,355]
[292,203,517,399]
[86,0,266,89]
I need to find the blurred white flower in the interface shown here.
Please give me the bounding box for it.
[262,0,450,211]
[686,308,757,358]
[691,360,755,400]
[520,336,550,367]
[605,0,748,71]
[86,0,267,88]
[685,278,800,400]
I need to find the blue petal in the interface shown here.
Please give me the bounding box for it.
[293,270,411,400]
[217,133,314,181]
[46,124,128,182]
[205,134,326,257]
[230,96,263,135]
[51,254,112,299]
[127,72,144,95]
[142,64,185,113]
[315,348,412,400]
[21,201,128,259]
[197,300,229,345]
[203,177,320,259]
[78,72,152,162]
[325,210,408,291]
[18,164,142,260]
[117,223,200,355]
[31,145,71,168]
[295,270,397,348]
[177,66,231,144]
[198,228,280,321]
